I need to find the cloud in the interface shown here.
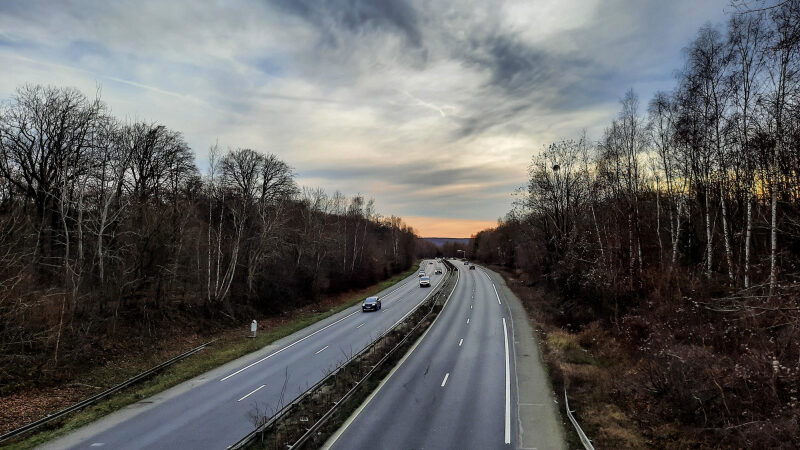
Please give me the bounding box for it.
[0,0,730,237]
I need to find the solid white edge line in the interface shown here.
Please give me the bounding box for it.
[315,345,329,355]
[237,384,266,402]
[220,264,436,382]
[502,317,511,444]
[485,266,523,445]
[441,372,449,387]
[321,265,461,450]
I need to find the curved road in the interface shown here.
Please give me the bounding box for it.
[44,261,449,450]
[327,261,517,449]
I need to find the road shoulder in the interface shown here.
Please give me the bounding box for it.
[485,267,567,450]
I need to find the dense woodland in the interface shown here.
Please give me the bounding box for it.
[0,85,418,390]
[473,2,800,446]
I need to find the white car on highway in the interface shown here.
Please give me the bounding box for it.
[419,276,431,287]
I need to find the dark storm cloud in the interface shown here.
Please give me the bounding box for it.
[270,0,423,47]
[461,33,556,95]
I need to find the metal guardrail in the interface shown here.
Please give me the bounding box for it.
[0,340,213,443]
[564,388,595,450]
[229,259,457,450]
[288,259,459,449]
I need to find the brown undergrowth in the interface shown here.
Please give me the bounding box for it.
[493,264,800,449]
[495,265,646,449]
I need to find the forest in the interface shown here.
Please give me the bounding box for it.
[0,84,418,391]
[472,2,800,447]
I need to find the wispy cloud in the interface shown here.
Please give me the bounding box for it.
[0,0,729,236]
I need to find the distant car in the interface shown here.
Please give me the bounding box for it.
[469,265,475,270]
[419,276,431,287]
[362,296,381,312]
[428,261,433,264]
[435,269,442,274]
[464,261,469,265]
[419,271,426,277]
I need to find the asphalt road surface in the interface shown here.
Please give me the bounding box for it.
[44,261,448,450]
[327,261,518,450]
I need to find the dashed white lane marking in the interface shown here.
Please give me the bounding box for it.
[459,338,463,347]
[220,309,359,381]
[441,373,450,387]
[356,323,365,329]
[470,304,473,309]
[90,444,104,447]
[237,384,266,402]
[466,318,470,324]
[315,345,329,355]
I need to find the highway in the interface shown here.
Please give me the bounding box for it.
[44,261,449,450]
[327,261,517,450]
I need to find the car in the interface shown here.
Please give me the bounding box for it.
[362,296,381,312]
[428,261,433,264]
[419,276,431,287]
[469,265,475,270]
[464,261,469,265]
[435,269,442,274]
[418,271,426,277]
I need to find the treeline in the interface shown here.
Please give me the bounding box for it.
[0,84,417,388]
[473,2,799,446]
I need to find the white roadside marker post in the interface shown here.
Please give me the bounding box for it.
[250,319,257,338]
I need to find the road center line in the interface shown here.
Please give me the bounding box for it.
[315,345,329,354]
[356,323,365,329]
[441,373,449,387]
[458,338,463,347]
[237,384,266,402]
[502,317,511,444]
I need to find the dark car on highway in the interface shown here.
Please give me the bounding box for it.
[362,296,381,312]
[469,265,475,270]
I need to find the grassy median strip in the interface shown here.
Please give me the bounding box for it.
[5,265,421,450]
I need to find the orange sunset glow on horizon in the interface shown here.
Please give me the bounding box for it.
[404,216,496,239]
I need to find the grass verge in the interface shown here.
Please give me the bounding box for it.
[4,264,421,450]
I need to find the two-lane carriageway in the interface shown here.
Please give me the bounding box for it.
[45,261,451,450]
[327,261,516,449]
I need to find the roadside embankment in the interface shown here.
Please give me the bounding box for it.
[1,264,421,449]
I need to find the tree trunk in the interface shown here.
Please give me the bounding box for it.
[705,187,713,278]
[720,183,734,283]
[744,189,753,288]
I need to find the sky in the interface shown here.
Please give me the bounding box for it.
[0,0,731,237]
